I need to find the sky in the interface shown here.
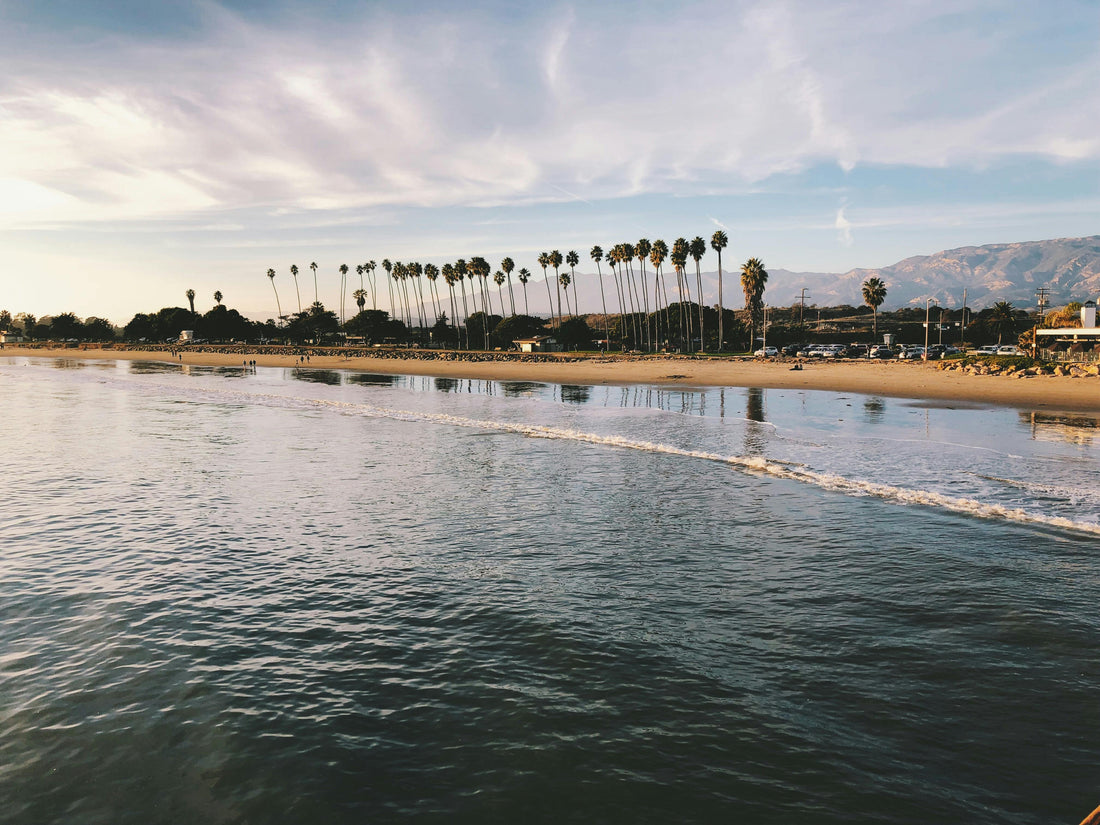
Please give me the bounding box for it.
[1,0,1098,324]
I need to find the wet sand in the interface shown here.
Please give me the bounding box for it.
[5,346,1100,412]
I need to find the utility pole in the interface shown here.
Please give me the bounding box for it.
[799,289,809,338]
[960,288,967,344]
[1034,287,1051,358]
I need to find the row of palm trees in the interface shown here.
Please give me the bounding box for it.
[260,232,783,350]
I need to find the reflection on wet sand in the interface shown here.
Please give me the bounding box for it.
[1022,410,1100,444]
[346,373,398,387]
[290,369,342,386]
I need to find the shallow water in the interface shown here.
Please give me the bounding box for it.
[2,357,1099,824]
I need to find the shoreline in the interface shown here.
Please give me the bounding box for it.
[4,345,1100,413]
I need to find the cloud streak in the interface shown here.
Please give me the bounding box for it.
[0,0,1096,232]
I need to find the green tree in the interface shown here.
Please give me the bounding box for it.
[465,311,502,349]
[50,312,84,340]
[861,277,887,340]
[558,316,593,351]
[740,257,768,349]
[186,289,196,315]
[990,300,1016,344]
[213,290,223,305]
[492,313,546,348]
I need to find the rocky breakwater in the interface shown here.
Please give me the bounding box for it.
[937,357,1100,379]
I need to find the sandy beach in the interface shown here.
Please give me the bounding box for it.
[5,345,1099,413]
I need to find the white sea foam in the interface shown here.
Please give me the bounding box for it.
[277,391,1100,538]
[23,364,1100,539]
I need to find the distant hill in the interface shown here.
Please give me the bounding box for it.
[547,236,1100,316]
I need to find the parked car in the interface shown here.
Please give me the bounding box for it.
[975,345,999,355]
[753,346,779,357]
[870,347,896,359]
[997,345,1024,355]
[820,344,847,358]
[898,346,925,360]
[846,344,869,357]
[797,345,822,357]
[926,344,947,358]
[782,344,803,356]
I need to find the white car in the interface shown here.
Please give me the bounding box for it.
[754,346,779,357]
[997,345,1024,355]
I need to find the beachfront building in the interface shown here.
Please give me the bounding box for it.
[1036,300,1100,363]
[0,332,25,343]
[513,335,561,353]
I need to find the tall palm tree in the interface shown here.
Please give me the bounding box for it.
[861,277,887,340]
[671,238,690,350]
[213,290,223,305]
[634,240,652,350]
[353,288,367,314]
[338,263,349,325]
[559,271,572,316]
[740,257,768,350]
[650,240,669,348]
[690,237,707,351]
[494,271,506,318]
[366,260,378,309]
[518,267,531,316]
[454,259,470,346]
[382,259,394,319]
[185,289,196,315]
[990,300,1016,344]
[267,268,283,322]
[424,263,442,323]
[290,265,302,314]
[711,231,728,350]
[549,250,564,330]
[538,252,553,324]
[590,246,610,347]
[501,257,516,315]
[411,261,426,330]
[566,250,580,318]
[442,263,457,334]
[309,261,318,304]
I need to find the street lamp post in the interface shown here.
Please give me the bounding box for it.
[923,297,936,360]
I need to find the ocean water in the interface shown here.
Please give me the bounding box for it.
[2,356,1099,824]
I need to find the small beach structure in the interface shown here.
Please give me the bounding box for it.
[1036,300,1100,364]
[513,335,561,353]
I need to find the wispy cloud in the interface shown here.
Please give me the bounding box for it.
[1,0,1095,233]
[835,206,853,246]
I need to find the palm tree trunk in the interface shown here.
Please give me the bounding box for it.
[507,276,516,316]
[717,253,724,351]
[542,273,554,325]
[696,261,705,352]
[459,280,470,349]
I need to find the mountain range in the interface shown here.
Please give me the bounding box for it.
[544,235,1100,317]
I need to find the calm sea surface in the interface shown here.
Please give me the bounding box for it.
[2,356,1099,824]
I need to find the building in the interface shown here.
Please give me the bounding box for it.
[1036,300,1100,363]
[513,335,560,353]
